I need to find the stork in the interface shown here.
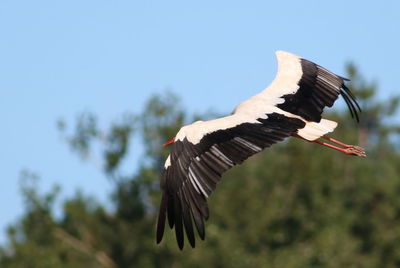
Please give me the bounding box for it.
[156,51,365,249]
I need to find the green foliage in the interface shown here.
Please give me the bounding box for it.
[1,66,400,267]
[103,114,136,174]
[58,112,99,160]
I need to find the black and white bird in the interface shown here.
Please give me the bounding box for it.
[156,51,365,249]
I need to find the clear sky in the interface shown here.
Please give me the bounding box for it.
[0,1,399,243]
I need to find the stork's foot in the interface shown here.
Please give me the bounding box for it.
[344,145,366,157]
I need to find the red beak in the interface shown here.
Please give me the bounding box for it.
[163,137,175,146]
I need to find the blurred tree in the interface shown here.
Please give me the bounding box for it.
[1,65,400,268]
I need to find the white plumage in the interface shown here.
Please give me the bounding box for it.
[176,51,338,145]
[157,50,365,250]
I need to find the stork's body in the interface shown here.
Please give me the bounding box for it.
[157,51,365,249]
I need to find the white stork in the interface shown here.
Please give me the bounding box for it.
[156,51,365,249]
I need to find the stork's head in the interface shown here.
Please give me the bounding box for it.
[163,137,175,146]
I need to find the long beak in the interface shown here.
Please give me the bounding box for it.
[163,137,175,147]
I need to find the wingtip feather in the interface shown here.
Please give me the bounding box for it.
[340,84,361,123]
[156,193,168,244]
[174,194,185,250]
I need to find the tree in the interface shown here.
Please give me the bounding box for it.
[1,64,400,267]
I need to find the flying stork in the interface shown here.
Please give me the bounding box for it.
[156,51,366,249]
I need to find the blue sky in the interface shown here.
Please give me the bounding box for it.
[0,1,399,243]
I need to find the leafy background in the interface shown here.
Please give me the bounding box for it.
[1,65,400,267]
[1,1,400,267]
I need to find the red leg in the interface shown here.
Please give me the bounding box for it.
[321,135,351,148]
[311,140,366,156]
[291,134,366,157]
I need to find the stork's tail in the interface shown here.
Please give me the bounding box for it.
[296,119,338,141]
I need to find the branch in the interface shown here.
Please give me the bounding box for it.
[53,227,118,268]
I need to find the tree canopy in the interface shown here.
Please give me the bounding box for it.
[1,64,400,268]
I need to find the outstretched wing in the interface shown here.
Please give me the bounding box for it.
[156,51,362,249]
[156,112,305,249]
[246,51,361,122]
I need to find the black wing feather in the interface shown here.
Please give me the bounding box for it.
[277,58,361,122]
[173,193,184,249]
[156,113,305,249]
[156,193,167,244]
[181,190,196,247]
[156,55,362,249]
